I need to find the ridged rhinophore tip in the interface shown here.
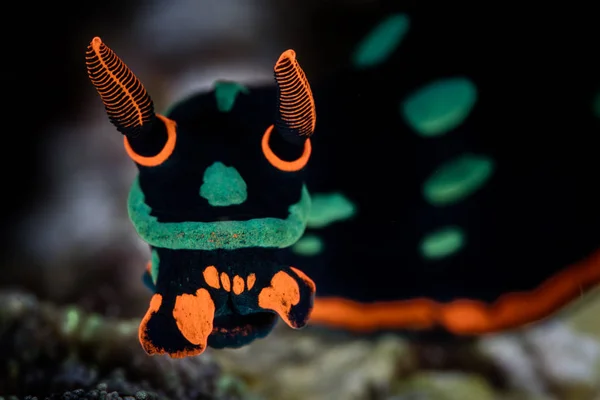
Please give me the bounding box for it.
[91,36,103,49]
[277,49,297,65]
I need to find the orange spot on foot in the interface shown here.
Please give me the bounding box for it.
[220,272,231,292]
[233,275,245,295]
[247,273,256,290]
[172,288,215,354]
[203,265,220,289]
[258,271,301,328]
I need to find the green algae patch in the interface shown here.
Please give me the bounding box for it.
[402,77,477,137]
[352,13,410,69]
[306,192,356,229]
[292,234,324,256]
[200,162,248,206]
[214,81,249,112]
[420,226,465,260]
[423,154,494,206]
[128,176,311,250]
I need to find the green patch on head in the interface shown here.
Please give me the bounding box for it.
[292,234,324,257]
[128,176,311,250]
[306,192,356,229]
[401,77,477,137]
[200,162,248,206]
[214,81,249,113]
[352,13,410,69]
[150,248,160,285]
[423,153,494,206]
[420,226,465,260]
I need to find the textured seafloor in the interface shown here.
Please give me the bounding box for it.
[1,287,599,400]
[0,290,247,400]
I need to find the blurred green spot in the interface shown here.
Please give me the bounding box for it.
[352,13,410,69]
[215,374,250,398]
[307,192,356,228]
[214,81,249,112]
[62,307,80,335]
[80,314,103,342]
[150,249,160,285]
[200,162,248,206]
[420,226,465,260]
[402,77,477,137]
[423,154,494,206]
[594,91,600,118]
[292,234,324,256]
[116,321,137,336]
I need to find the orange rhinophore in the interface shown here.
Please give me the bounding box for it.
[86,36,176,167]
[261,49,315,172]
[85,37,155,136]
[274,49,316,139]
